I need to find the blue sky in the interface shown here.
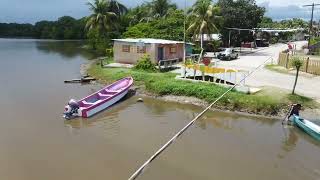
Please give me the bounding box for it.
[0,0,318,23]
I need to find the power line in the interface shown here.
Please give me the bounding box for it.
[303,3,320,49]
[128,56,274,180]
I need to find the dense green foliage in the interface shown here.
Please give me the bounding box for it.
[35,16,86,39]
[133,55,157,72]
[0,16,86,39]
[125,0,177,25]
[259,17,308,29]
[0,23,35,37]
[88,65,317,115]
[123,9,185,41]
[218,0,265,46]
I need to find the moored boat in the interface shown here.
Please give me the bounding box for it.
[293,115,320,141]
[64,77,133,119]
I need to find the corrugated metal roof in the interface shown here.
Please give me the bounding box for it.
[195,34,221,41]
[113,38,187,44]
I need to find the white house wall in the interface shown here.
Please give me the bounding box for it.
[113,42,157,64]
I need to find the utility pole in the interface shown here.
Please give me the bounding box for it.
[303,3,320,49]
[183,0,187,78]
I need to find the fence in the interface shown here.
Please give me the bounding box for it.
[184,64,249,85]
[278,53,320,75]
[158,58,180,71]
[158,54,200,71]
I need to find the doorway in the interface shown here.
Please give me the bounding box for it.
[158,47,164,60]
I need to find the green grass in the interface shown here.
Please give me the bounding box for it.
[88,63,318,116]
[265,64,291,74]
[287,94,318,108]
[101,57,114,65]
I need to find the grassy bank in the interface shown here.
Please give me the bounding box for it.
[88,62,318,116]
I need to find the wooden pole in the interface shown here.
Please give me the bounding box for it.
[285,53,289,69]
[128,57,273,180]
[306,57,310,72]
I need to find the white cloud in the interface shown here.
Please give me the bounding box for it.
[257,0,316,7]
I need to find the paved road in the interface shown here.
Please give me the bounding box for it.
[216,41,320,101]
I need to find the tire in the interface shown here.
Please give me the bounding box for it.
[235,54,238,59]
[227,56,231,61]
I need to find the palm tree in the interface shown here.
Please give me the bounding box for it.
[291,56,304,94]
[151,0,177,18]
[85,0,120,33]
[187,0,220,49]
[108,0,128,16]
[128,3,153,24]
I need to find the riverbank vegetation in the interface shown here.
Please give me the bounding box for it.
[88,62,318,116]
[0,16,86,39]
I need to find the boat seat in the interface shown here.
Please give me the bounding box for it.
[105,89,120,93]
[82,100,95,105]
[98,92,111,97]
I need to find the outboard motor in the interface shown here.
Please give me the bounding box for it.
[63,99,79,119]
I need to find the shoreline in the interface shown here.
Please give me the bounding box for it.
[83,60,320,120]
[137,91,284,120]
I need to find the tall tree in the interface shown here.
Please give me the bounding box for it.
[187,0,221,49]
[85,0,117,33]
[85,0,127,51]
[218,0,265,46]
[291,57,304,95]
[151,0,177,18]
[126,0,177,25]
[108,0,128,16]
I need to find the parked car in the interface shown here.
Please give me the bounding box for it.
[255,39,269,47]
[217,48,239,60]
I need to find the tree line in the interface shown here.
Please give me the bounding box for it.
[0,16,86,39]
[84,0,267,53]
[0,0,309,54]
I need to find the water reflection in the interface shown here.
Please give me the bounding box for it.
[196,111,278,131]
[35,41,96,59]
[281,127,298,153]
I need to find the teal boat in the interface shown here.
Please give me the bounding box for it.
[293,115,320,141]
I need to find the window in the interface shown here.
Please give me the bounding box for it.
[122,45,130,52]
[170,46,176,53]
[137,46,146,53]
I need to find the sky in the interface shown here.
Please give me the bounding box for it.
[0,0,319,24]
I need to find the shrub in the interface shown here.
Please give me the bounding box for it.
[291,56,303,70]
[134,55,157,72]
[270,37,278,44]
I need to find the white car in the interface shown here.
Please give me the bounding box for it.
[217,48,239,61]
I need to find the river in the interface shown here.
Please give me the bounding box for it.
[0,38,319,180]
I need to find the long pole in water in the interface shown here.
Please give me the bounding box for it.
[182,0,187,78]
[128,56,273,180]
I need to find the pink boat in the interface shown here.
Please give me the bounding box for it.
[64,77,133,119]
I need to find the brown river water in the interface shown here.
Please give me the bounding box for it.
[0,39,319,180]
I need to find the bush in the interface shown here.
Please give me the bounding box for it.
[134,55,157,72]
[270,37,278,44]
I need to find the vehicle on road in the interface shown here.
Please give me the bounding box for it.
[217,48,239,60]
